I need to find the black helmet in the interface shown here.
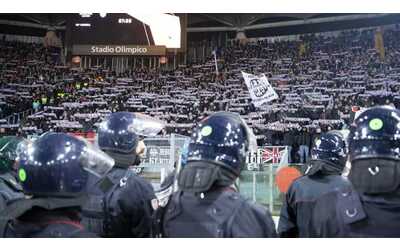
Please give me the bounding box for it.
[348,106,400,194]
[187,111,257,175]
[17,133,114,198]
[96,112,165,167]
[178,112,257,192]
[348,106,400,162]
[311,131,347,167]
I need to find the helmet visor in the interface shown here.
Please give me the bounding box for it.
[128,113,166,137]
[78,138,115,178]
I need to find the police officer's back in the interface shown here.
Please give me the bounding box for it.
[161,112,277,238]
[82,112,163,237]
[311,106,400,237]
[0,136,26,211]
[278,131,350,237]
[1,133,114,237]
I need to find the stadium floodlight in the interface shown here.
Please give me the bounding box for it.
[128,13,181,49]
[99,13,107,18]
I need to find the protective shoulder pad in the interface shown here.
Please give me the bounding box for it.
[336,185,367,225]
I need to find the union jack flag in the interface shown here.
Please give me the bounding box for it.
[262,147,286,164]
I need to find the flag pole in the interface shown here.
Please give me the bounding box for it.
[213,50,219,76]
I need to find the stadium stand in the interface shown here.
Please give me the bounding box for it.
[1,26,400,163]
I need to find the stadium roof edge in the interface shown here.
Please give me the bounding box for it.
[0,19,65,30]
[187,14,391,32]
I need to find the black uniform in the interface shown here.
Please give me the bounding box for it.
[278,131,348,237]
[160,112,277,237]
[82,167,156,237]
[278,163,350,237]
[2,133,116,238]
[91,112,166,237]
[162,187,277,238]
[310,185,400,237]
[309,106,400,237]
[4,207,95,238]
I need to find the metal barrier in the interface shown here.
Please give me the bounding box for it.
[238,166,290,216]
[139,134,190,186]
[238,146,304,215]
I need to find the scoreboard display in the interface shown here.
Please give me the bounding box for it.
[67,13,155,46]
[66,13,186,57]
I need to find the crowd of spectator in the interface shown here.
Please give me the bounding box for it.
[1,26,400,163]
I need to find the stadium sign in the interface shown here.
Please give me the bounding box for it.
[72,45,167,56]
[141,146,171,165]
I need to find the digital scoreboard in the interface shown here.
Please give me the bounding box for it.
[66,13,186,56]
[67,13,155,46]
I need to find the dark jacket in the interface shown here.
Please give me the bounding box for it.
[310,186,400,237]
[278,160,350,237]
[283,131,294,146]
[296,131,311,146]
[4,207,96,238]
[82,167,156,237]
[162,187,277,238]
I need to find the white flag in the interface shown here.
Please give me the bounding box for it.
[242,72,279,107]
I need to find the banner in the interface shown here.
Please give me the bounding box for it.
[242,72,279,107]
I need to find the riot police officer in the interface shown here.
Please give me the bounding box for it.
[1,132,114,237]
[311,106,400,237]
[0,136,26,212]
[278,131,350,237]
[82,112,164,237]
[160,112,277,237]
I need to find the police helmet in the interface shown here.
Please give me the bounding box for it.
[0,136,26,173]
[348,106,400,162]
[311,131,347,167]
[17,132,114,197]
[348,106,400,194]
[186,111,257,176]
[96,112,165,166]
